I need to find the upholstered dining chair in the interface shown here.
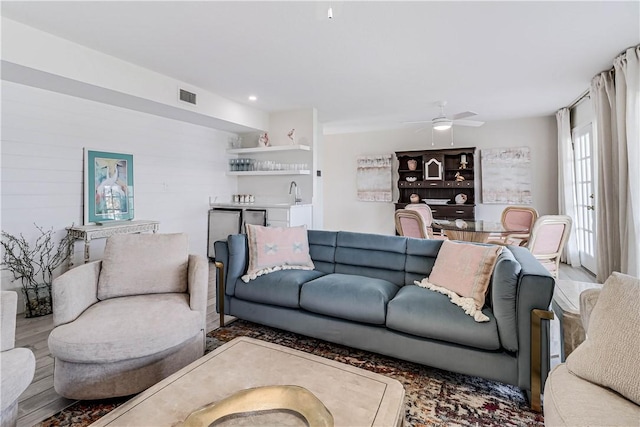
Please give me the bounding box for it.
[526,215,572,278]
[488,206,539,246]
[405,204,447,239]
[1,291,36,427]
[395,209,429,238]
[47,233,209,400]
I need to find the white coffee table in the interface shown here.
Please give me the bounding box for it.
[91,337,405,426]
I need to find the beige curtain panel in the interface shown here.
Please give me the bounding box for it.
[591,45,640,281]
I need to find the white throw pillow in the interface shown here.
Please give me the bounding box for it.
[566,272,640,405]
[242,225,314,282]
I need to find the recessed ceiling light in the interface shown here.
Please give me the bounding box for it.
[248,95,257,102]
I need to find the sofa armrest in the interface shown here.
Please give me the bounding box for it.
[52,261,100,327]
[579,288,601,333]
[1,291,18,351]
[216,234,248,297]
[187,254,209,328]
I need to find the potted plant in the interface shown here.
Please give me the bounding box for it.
[1,224,70,317]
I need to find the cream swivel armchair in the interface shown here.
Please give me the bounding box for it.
[47,233,208,400]
[1,291,36,427]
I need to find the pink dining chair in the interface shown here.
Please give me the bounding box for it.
[397,204,447,239]
[526,215,572,278]
[395,209,429,238]
[488,206,539,246]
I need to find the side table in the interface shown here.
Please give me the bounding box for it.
[66,220,160,267]
[552,279,602,361]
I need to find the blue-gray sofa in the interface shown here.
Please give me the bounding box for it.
[214,230,554,402]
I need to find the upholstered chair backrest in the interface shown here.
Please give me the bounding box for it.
[1,291,17,352]
[502,206,539,232]
[97,233,189,300]
[395,209,428,238]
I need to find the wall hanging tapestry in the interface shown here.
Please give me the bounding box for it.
[84,149,134,224]
[481,147,532,204]
[356,154,393,202]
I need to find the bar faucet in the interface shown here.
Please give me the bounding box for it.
[289,181,302,204]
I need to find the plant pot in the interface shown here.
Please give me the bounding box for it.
[21,283,52,318]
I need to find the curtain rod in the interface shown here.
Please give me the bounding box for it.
[568,89,590,109]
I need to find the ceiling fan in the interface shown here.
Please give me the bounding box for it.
[405,101,485,131]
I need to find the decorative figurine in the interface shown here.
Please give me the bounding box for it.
[459,153,468,169]
[258,132,270,147]
[455,172,465,181]
[287,128,296,144]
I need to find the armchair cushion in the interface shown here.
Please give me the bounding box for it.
[48,293,201,363]
[1,347,36,409]
[566,272,640,405]
[97,233,189,300]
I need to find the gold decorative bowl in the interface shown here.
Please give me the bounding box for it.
[179,385,334,427]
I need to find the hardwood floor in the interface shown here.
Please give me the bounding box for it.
[15,262,596,426]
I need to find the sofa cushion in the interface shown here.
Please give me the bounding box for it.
[300,273,400,325]
[48,294,202,363]
[334,231,407,285]
[544,364,640,426]
[386,285,501,350]
[414,240,502,322]
[97,233,189,300]
[234,269,326,308]
[566,272,640,405]
[243,225,315,282]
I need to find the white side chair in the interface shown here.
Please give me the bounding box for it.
[1,291,36,427]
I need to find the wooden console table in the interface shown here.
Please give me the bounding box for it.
[67,220,160,267]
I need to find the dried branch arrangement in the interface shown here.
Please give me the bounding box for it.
[1,224,70,290]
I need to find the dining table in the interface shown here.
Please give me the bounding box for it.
[432,219,529,243]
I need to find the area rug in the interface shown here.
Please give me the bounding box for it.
[37,319,544,426]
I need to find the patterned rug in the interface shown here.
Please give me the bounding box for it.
[37,319,544,426]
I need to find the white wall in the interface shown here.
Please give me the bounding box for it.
[1,81,237,305]
[322,116,557,234]
[235,109,316,207]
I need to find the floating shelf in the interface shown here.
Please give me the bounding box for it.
[227,170,311,176]
[227,145,311,155]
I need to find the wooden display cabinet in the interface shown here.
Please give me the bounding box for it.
[395,147,476,220]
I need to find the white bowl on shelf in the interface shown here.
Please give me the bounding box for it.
[405,177,417,182]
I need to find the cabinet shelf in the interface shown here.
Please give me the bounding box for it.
[227,145,310,155]
[395,147,477,220]
[227,170,311,176]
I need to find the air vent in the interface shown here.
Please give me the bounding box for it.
[179,89,197,105]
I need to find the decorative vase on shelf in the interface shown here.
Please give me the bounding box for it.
[410,193,420,203]
[407,160,418,171]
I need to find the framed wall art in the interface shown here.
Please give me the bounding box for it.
[84,149,134,224]
[480,147,532,204]
[356,154,393,202]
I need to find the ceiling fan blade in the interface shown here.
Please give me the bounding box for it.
[452,111,478,120]
[453,119,485,127]
[402,120,432,125]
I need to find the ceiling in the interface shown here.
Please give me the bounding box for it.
[2,1,639,134]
